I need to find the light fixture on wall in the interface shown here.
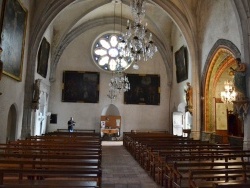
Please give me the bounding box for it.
[220,80,237,104]
[118,0,157,65]
[233,100,250,119]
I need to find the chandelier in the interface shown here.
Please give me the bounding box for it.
[107,87,118,100]
[109,71,130,94]
[107,0,131,98]
[220,77,249,119]
[118,0,158,63]
[220,80,237,104]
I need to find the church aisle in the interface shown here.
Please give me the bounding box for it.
[101,143,161,188]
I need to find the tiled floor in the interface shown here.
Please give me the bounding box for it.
[101,142,161,188]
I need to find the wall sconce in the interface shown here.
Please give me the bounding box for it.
[233,99,249,119]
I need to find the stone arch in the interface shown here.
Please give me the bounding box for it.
[201,39,240,132]
[101,104,120,116]
[23,0,198,138]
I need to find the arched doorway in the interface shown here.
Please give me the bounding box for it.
[6,104,17,142]
[100,104,121,140]
[202,39,242,143]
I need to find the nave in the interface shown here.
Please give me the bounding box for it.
[0,131,250,188]
[102,142,160,188]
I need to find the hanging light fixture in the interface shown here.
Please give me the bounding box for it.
[108,0,130,97]
[220,79,250,119]
[109,71,130,93]
[107,86,118,100]
[119,0,158,64]
[220,80,237,104]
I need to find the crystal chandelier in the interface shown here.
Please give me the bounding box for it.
[119,0,157,63]
[107,87,118,100]
[107,1,131,98]
[109,71,130,94]
[220,80,237,104]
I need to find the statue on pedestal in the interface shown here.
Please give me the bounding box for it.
[31,79,41,110]
[230,58,249,119]
[184,82,193,115]
[230,58,247,99]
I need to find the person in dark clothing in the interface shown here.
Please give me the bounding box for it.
[68,117,75,132]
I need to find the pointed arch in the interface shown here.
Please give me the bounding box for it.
[201,39,241,132]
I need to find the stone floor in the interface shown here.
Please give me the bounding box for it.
[101,142,161,188]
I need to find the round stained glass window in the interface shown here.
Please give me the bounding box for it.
[92,33,132,72]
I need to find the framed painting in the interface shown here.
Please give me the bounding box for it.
[37,37,50,78]
[62,71,99,103]
[0,0,4,36]
[175,46,188,83]
[1,0,27,81]
[215,101,227,130]
[124,74,160,105]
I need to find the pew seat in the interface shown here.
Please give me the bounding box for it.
[189,169,250,188]
[213,181,250,188]
[0,180,98,187]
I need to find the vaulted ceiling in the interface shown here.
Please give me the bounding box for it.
[32,0,201,83]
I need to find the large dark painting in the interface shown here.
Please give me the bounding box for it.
[124,74,160,105]
[1,0,27,81]
[62,71,99,103]
[37,37,50,78]
[0,0,4,36]
[175,46,188,83]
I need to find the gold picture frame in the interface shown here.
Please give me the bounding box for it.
[1,0,27,81]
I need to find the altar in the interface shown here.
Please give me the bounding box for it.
[100,115,121,141]
[102,128,119,135]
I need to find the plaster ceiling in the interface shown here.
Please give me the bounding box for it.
[42,0,200,82]
[51,0,183,51]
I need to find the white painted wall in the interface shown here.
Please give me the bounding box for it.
[30,24,54,136]
[0,0,31,143]
[170,25,191,119]
[0,0,246,143]
[197,0,241,71]
[48,25,169,136]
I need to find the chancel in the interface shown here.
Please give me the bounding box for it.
[1,0,250,187]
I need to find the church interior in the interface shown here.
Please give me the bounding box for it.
[0,0,250,187]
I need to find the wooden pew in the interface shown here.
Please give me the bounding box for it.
[0,182,98,188]
[123,132,249,188]
[23,137,101,144]
[56,129,96,133]
[189,169,250,188]
[0,168,101,187]
[153,150,249,186]
[0,132,102,187]
[161,153,250,188]
[170,161,250,188]
[44,131,99,137]
[213,181,250,188]
[142,143,242,172]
